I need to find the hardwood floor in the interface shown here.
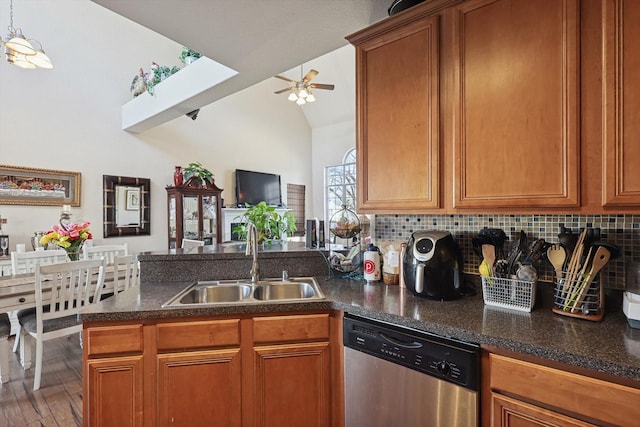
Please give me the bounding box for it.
[0,335,83,427]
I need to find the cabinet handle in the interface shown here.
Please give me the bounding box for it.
[18,297,26,303]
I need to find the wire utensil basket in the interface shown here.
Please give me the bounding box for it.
[552,272,603,321]
[481,276,537,312]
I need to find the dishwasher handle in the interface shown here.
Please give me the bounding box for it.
[379,332,423,349]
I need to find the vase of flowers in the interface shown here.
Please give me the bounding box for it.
[40,221,92,261]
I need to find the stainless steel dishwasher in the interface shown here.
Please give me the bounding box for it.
[344,314,479,427]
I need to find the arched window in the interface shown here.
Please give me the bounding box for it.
[325,148,357,241]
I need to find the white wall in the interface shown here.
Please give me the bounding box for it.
[0,0,311,254]
[310,120,356,220]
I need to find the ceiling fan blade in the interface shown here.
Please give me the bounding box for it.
[310,83,335,90]
[303,69,319,82]
[274,87,291,94]
[274,75,296,83]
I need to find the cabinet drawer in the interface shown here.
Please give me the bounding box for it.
[156,319,240,351]
[86,324,144,356]
[490,354,640,426]
[253,314,329,344]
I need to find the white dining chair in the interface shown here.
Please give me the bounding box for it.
[113,254,140,294]
[181,239,204,249]
[0,312,10,383]
[10,249,69,354]
[10,249,68,275]
[82,243,128,265]
[19,258,106,390]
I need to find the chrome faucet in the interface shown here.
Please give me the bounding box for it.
[246,222,260,283]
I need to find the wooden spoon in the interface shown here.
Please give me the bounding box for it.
[481,244,496,276]
[571,246,611,313]
[546,244,566,281]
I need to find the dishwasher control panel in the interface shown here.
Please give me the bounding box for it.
[344,314,479,391]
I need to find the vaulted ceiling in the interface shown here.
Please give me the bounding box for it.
[92,0,390,118]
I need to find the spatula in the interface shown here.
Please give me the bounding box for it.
[546,244,566,281]
[571,246,611,313]
[481,244,496,276]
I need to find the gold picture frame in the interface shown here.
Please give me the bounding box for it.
[0,164,81,206]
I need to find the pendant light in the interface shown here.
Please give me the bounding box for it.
[1,0,53,69]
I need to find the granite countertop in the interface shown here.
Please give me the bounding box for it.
[79,276,640,383]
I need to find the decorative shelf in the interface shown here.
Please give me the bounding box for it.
[122,57,238,133]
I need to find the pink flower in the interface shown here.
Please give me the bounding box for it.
[69,230,80,239]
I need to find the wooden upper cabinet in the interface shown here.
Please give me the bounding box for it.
[451,0,580,208]
[348,14,441,213]
[602,0,640,206]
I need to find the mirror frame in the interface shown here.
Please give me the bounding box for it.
[103,175,151,237]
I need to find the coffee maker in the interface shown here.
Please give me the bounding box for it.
[403,230,463,300]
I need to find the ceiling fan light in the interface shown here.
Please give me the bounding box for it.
[287,91,298,101]
[298,88,308,98]
[27,50,53,69]
[6,29,36,55]
[296,97,306,105]
[306,93,316,102]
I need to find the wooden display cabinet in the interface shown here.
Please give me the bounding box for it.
[166,178,223,248]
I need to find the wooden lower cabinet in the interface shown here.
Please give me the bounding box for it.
[253,342,331,427]
[485,352,640,427]
[84,312,341,427]
[156,349,242,427]
[86,355,144,427]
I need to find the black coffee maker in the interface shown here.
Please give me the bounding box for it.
[403,230,464,300]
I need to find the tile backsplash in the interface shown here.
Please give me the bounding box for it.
[375,214,640,289]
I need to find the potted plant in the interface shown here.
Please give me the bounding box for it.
[180,46,202,65]
[146,62,181,95]
[233,202,296,244]
[183,162,214,187]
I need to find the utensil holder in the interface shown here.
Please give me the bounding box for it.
[481,276,536,312]
[552,272,604,321]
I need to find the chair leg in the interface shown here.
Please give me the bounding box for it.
[12,326,20,353]
[0,337,9,384]
[33,336,43,391]
[20,330,32,370]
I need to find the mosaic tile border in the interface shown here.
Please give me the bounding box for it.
[375,214,640,290]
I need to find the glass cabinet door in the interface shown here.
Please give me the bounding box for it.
[202,195,217,243]
[168,194,177,249]
[182,194,200,240]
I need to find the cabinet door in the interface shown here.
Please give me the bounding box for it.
[86,355,144,427]
[253,342,331,427]
[156,349,242,427]
[602,0,640,206]
[452,0,580,208]
[353,15,440,213]
[492,393,596,427]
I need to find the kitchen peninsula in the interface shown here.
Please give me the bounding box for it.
[80,245,640,427]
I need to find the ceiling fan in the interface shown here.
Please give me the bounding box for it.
[274,66,335,105]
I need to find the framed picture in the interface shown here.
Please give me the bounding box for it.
[0,165,81,206]
[126,189,140,210]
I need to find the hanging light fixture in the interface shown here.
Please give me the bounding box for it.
[1,0,53,69]
[274,65,334,106]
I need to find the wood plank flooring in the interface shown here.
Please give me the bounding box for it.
[0,335,83,427]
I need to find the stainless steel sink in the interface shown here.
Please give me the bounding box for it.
[253,282,317,301]
[162,277,324,307]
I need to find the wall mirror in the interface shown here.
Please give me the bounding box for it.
[103,175,150,237]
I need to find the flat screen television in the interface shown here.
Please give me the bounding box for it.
[235,169,282,207]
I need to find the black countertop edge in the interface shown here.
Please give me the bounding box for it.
[79,277,640,384]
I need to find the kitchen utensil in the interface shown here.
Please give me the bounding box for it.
[559,228,588,304]
[482,244,496,276]
[546,244,566,281]
[571,246,611,313]
[558,224,578,253]
[516,263,537,282]
[590,241,621,260]
[522,238,546,264]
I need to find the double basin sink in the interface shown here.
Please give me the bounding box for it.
[162,277,325,307]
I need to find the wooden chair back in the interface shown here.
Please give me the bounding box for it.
[10,250,68,275]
